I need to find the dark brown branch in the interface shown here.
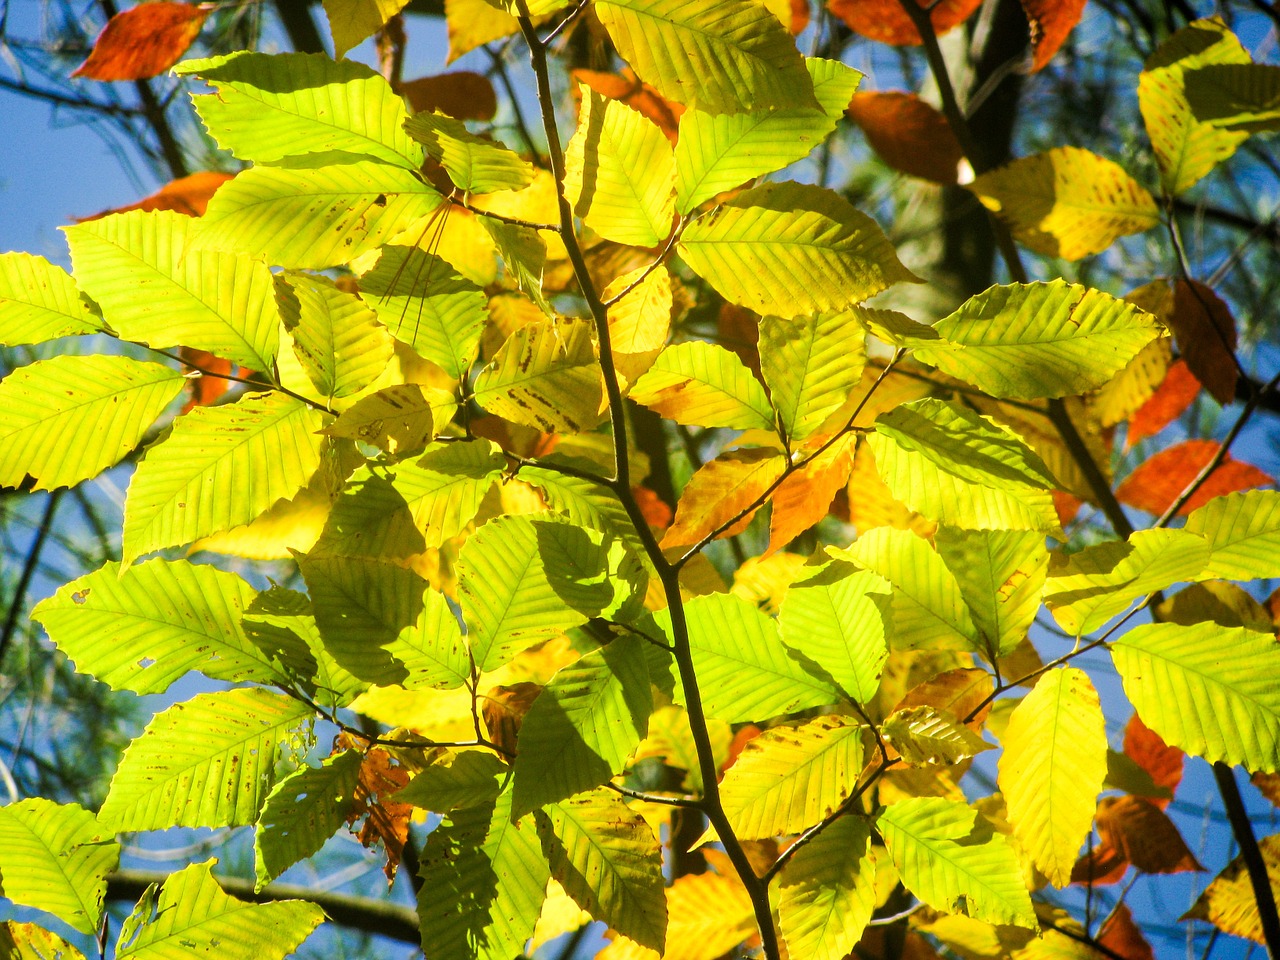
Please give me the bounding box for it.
[0,490,63,666]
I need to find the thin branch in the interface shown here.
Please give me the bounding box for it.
[601,218,689,308]
[0,73,144,115]
[453,195,559,233]
[605,781,701,808]
[0,490,62,667]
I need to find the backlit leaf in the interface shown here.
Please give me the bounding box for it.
[322,383,449,454]
[662,448,787,550]
[935,527,1047,660]
[913,280,1164,400]
[760,311,866,443]
[828,0,981,45]
[123,392,326,563]
[594,0,816,115]
[1183,833,1280,944]
[1184,62,1280,130]
[573,68,684,144]
[968,147,1159,259]
[0,922,86,960]
[117,860,323,960]
[281,272,393,399]
[74,2,208,80]
[1094,794,1202,873]
[98,688,311,831]
[868,399,1061,533]
[405,111,533,194]
[1167,278,1237,404]
[1020,0,1088,71]
[565,86,675,247]
[1127,358,1200,446]
[1123,712,1183,806]
[0,800,117,935]
[1185,490,1280,580]
[1114,439,1272,517]
[323,0,412,58]
[480,215,553,316]
[767,432,856,552]
[1112,621,1280,772]
[0,355,184,492]
[679,181,918,319]
[998,668,1106,887]
[845,92,963,184]
[0,252,99,345]
[395,750,505,812]
[65,210,279,369]
[175,51,422,168]
[773,816,876,960]
[605,264,672,387]
[630,340,775,431]
[445,0,518,62]
[877,797,1037,928]
[882,705,992,765]
[383,587,471,690]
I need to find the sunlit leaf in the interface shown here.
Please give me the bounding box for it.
[0,922,87,960]
[662,448,787,550]
[606,264,672,387]
[828,0,981,45]
[405,111,533,194]
[74,2,208,80]
[1123,712,1183,807]
[1127,358,1200,447]
[281,272,393,399]
[323,0,412,58]
[760,311,866,443]
[630,340,775,431]
[1020,0,1088,71]
[1183,834,1280,944]
[395,750,505,812]
[383,587,471,690]
[0,252,99,345]
[254,749,362,888]
[1114,439,1271,516]
[0,355,184,492]
[773,816,876,960]
[935,526,1047,660]
[322,383,450,455]
[882,705,992,766]
[1185,489,1280,579]
[767,432,856,553]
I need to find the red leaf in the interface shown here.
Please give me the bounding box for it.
[571,68,683,145]
[1126,358,1201,449]
[78,171,234,222]
[846,92,964,184]
[179,348,234,413]
[827,0,983,46]
[1071,843,1129,885]
[1168,279,1238,405]
[1095,795,1203,874]
[1098,903,1156,960]
[72,3,210,81]
[399,71,497,121]
[766,433,855,555]
[1114,439,1272,516]
[1019,0,1088,72]
[1123,712,1183,809]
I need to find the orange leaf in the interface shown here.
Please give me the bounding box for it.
[1095,795,1203,874]
[1098,903,1155,960]
[1019,0,1087,72]
[571,68,683,146]
[786,0,812,35]
[632,484,673,531]
[1126,358,1201,449]
[1053,489,1083,527]
[1123,712,1183,809]
[1168,279,1238,405]
[179,348,234,413]
[400,71,497,121]
[1070,842,1130,885]
[73,2,210,81]
[79,171,234,222]
[766,433,854,555]
[1114,438,1273,516]
[341,741,413,882]
[662,448,787,550]
[895,667,994,730]
[722,725,762,776]
[827,0,982,46]
[846,92,964,184]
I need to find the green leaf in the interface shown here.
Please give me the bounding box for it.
[998,668,1107,888]
[0,800,117,935]
[629,340,775,431]
[935,527,1048,660]
[717,715,864,839]
[520,467,639,548]
[406,111,534,194]
[479,215,554,316]
[0,252,99,345]
[322,0,413,58]
[1112,621,1280,772]
[675,57,861,212]
[123,392,326,563]
[867,399,1061,533]
[98,688,312,831]
[195,160,443,269]
[881,706,992,766]
[0,921,87,960]
[473,318,605,433]
[0,355,185,492]
[877,797,1037,929]
[778,560,891,704]
[513,636,652,816]
[174,51,422,168]
[396,750,506,812]
[538,789,666,951]
[280,272,393,399]
[33,559,281,695]
[760,311,866,443]
[773,816,876,960]
[564,84,675,247]
[357,246,488,378]
[417,787,549,960]
[1184,490,1280,579]
[913,280,1164,400]
[384,587,471,690]
[65,210,279,370]
[1043,528,1210,635]
[594,0,816,114]
[322,383,450,455]
[678,181,918,320]
[117,860,323,960]
[839,527,978,652]
[1139,18,1251,195]
[654,592,842,722]
[1184,63,1280,130]
[254,749,362,888]
[298,553,426,684]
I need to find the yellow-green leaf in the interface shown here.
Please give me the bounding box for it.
[630,340,775,431]
[882,705,992,766]
[1184,489,1280,580]
[323,0,412,58]
[968,147,1159,259]
[0,252,99,345]
[760,311,866,443]
[253,750,362,888]
[773,816,876,960]
[281,272,393,399]
[322,383,451,455]
[998,668,1106,887]
[405,111,534,194]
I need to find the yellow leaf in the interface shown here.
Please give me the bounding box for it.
[445,0,518,63]
[998,668,1107,887]
[969,146,1159,260]
[1182,833,1280,944]
[605,264,673,388]
[322,0,412,58]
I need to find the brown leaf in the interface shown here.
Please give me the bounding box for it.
[895,667,994,731]
[399,71,497,121]
[78,171,234,222]
[717,303,762,380]
[482,681,542,757]
[827,0,982,45]
[766,433,855,555]
[1123,713,1183,809]
[1096,795,1203,874]
[1020,0,1088,72]
[1169,279,1238,405]
[1114,438,1273,516]
[1071,842,1130,885]
[1253,772,1280,807]
[846,92,964,184]
[342,741,413,882]
[571,68,683,145]
[73,2,210,81]
[1126,358,1201,449]
[662,448,787,550]
[1098,903,1155,960]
